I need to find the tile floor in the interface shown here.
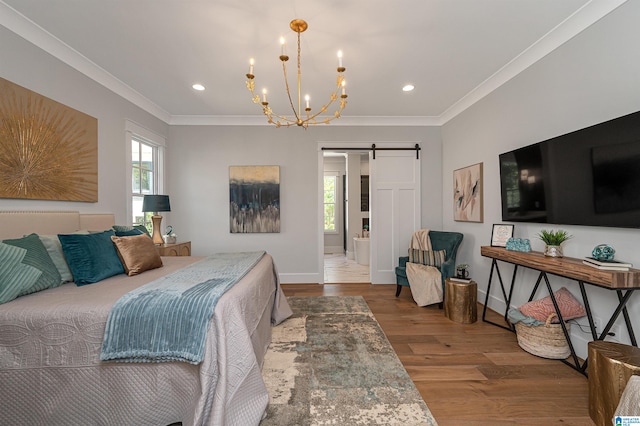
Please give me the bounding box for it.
[323,253,370,283]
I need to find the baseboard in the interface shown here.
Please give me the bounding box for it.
[279,272,322,284]
[324,246,344,254]
[477,289,510,313]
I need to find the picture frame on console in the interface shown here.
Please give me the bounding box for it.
[491,224,514,247]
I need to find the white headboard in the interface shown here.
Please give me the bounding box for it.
[0,211,115,240]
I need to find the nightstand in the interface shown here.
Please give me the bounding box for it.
[156,241,191,256]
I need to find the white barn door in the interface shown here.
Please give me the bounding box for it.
[370,149,421,284]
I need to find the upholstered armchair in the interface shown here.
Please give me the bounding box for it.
[395,230,464,298]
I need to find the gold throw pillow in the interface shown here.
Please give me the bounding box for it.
[111,234,163,276]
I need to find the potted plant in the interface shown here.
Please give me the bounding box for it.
[537,229,572,257]
[455,263,469,279]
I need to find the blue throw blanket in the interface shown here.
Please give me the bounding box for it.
[100,251,265,364]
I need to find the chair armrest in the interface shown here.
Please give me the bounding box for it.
[398,256,409,267]
[440,258,456,279]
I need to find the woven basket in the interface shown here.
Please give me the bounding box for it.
[514,313,570,359]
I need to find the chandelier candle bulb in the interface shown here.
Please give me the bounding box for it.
[244,18,348,127]
[341,81,346,96]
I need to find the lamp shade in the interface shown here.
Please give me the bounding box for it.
[142,195,171,213]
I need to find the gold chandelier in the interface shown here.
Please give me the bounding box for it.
[245,19,347,128]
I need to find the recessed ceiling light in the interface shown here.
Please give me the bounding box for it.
[192,83,205,91]
[402,84,415,92]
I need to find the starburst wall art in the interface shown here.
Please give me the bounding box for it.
[0,77,98,202]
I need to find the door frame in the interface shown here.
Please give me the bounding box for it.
[317,141,421,284]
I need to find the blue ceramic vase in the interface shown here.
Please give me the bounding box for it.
[591,244,615,261]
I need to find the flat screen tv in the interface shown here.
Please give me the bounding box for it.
[499,110,640,229]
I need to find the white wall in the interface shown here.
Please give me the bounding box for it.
[0,26,169,223]
[323,156,346,254]
[167,125,442,283]
[345,152,361,259]
[0,19,443,284]
[441,1,640,359]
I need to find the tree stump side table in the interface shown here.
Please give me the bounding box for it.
[444,279,478,324]
[588,340,640,426]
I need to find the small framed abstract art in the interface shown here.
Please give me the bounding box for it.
[491,224,514,247]
[453,162,483,222]
[229,165,280,233]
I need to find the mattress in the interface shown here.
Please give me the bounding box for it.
[0,254,291,425]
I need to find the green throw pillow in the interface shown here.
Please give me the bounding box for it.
[3,233,62,294]
[0,243,43,304]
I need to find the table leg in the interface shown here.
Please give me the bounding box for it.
[482,259,514,331]
[527,272,544,302]
[482,259,496,323]
[543,272,583,372]
[578,281,598,341]
[503,265,518,323]
[601,290,638,346]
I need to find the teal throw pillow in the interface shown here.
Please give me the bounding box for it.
[112,225,151,237]
[58,230,125,285]
[3,233,62,294]
[0,243,43,304]
[114,228,144,237]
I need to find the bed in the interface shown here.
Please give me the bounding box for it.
[0,211,292,425]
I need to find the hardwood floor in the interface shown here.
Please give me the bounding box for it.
[324,253,369,283]
[281,283,594,425]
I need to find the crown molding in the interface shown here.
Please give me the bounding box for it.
[439,0,628,124]
[169,114,442,126]
[0,1,172,123]
[1,0,627,127]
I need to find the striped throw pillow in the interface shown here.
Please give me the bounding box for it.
[0,243,42,304]
[408,249,446,267]
[3,233,62,294]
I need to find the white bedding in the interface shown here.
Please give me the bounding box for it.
[0,254,292,425]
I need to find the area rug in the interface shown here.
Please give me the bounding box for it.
[260,296,437,425]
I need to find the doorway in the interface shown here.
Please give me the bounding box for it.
[318,142,421,285]
[322,150,370,283]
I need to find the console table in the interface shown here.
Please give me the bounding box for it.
[480,246,640,374]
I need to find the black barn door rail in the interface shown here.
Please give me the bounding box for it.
[321,143,421,159]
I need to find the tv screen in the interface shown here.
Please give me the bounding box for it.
[592,140,640,215]
[499,110,640,229]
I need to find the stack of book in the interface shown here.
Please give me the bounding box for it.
[450,276,473,283]
[582,257,633,271]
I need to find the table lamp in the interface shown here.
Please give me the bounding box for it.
[142,195,171,245]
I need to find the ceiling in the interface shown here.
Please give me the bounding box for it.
[0,1,627,126]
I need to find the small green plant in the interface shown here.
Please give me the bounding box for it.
[537,229,572,246]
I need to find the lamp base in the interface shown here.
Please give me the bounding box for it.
[151,214,164,245]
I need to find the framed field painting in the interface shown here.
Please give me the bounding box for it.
[229,165,280,233]
[453,162,483,223]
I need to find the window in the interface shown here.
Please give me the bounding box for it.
[131,138,158,230]
[126,120,166,230]
[324,174,338,232]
